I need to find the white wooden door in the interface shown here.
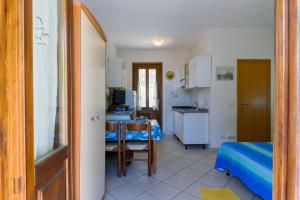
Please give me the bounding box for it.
[80,10,106,200]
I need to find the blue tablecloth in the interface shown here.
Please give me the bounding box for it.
[105,119,163,142]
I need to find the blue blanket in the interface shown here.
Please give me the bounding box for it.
[215,142,272,200]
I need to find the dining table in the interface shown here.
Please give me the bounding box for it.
[105,119,163,174]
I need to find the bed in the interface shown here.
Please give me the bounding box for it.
[215,142,272,200]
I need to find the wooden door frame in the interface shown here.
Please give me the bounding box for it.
[132,62,163,128]
[1,0,300,199]
[0,0,31,199]
[7,0,76,199]
[236,59,271,142]
[273,0,300,199]
[0,0,4,197]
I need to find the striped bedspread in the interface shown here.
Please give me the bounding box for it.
[215,142,272,200]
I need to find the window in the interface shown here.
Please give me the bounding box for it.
[33,0,67,161]
[132,63,162,126]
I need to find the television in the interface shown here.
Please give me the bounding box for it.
[113,89,125,104]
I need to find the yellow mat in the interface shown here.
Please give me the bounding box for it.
[198,188,240,200]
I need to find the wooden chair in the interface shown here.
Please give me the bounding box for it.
[123,122,152,176]
[105,122,122,177]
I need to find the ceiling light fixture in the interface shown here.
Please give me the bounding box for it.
[152,38,165,46]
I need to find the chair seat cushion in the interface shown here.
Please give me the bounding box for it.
[126,142,149,150]
[105,143,118,151]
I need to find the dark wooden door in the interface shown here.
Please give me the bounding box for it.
[132,63,163,127]
[237,59,271,142]
[34,147,67,200]
[25,0,72,199]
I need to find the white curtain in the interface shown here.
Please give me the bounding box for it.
[33,0,58,160]
[137,81,143,111]
[152,82,159,110]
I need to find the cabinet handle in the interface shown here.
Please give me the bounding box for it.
[96,115,102,119]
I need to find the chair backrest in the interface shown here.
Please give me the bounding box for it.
[106,122,119,131]
[124,122,151,140]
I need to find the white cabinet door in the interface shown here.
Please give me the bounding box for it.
[107,58,126,88]
[174,111,183,140]
[196,56,211,87]
[188,58,197,88]
[179,113,184,141]
[176,112,184,141]
[172,111,176,135]
[186,56,212,89]
[174,111,179,137]
[183,113,208,144]
[80,10,106,200]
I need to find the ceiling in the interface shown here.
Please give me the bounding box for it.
[83,0,274,50]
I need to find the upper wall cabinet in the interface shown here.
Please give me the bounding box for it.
[107,57,127,88]
[185,56,212,89]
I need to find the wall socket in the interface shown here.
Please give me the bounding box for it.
[221,134,236,141]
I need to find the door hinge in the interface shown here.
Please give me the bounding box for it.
[13,176,24,195]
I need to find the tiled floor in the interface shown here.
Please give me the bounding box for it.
[104,136,263,200]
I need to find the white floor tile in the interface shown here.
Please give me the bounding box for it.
[184,181,208,198]
[226,178,255,200]
[179,166,207,181]
[148,183,181,200]
[131,192,159,200]
[171,158,195,167]
[173,192,201,200]
[121,168,144,182]
[161,162,187,173]
[105,175,127,192]
[164,174,194,190]
[130,175,161,191]
[103,193,116,200]
[104,136,257,200]
[110,183,143,200]
[192,162,213,173]
[198,174,230,188]
[183,152,209,161]
[151,168,174,181]
[132,163,149,174]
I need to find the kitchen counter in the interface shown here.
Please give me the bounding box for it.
[172,106,209,114]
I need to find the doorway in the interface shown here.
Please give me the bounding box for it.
[237,59,271,142]
[132,63,163,127]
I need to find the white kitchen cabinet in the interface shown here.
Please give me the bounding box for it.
[173,111,209,148]
[185,56,212,89]
[107,57,126,88]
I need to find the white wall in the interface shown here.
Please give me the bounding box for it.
[106,41,118,58]
[118,50,192,134]
[191,28,274,148]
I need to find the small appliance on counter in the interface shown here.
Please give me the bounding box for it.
[106,88,137,121]
[107,88,136,111]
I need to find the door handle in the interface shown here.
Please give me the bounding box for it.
[240,103,250,106]
[91,115,102,121]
